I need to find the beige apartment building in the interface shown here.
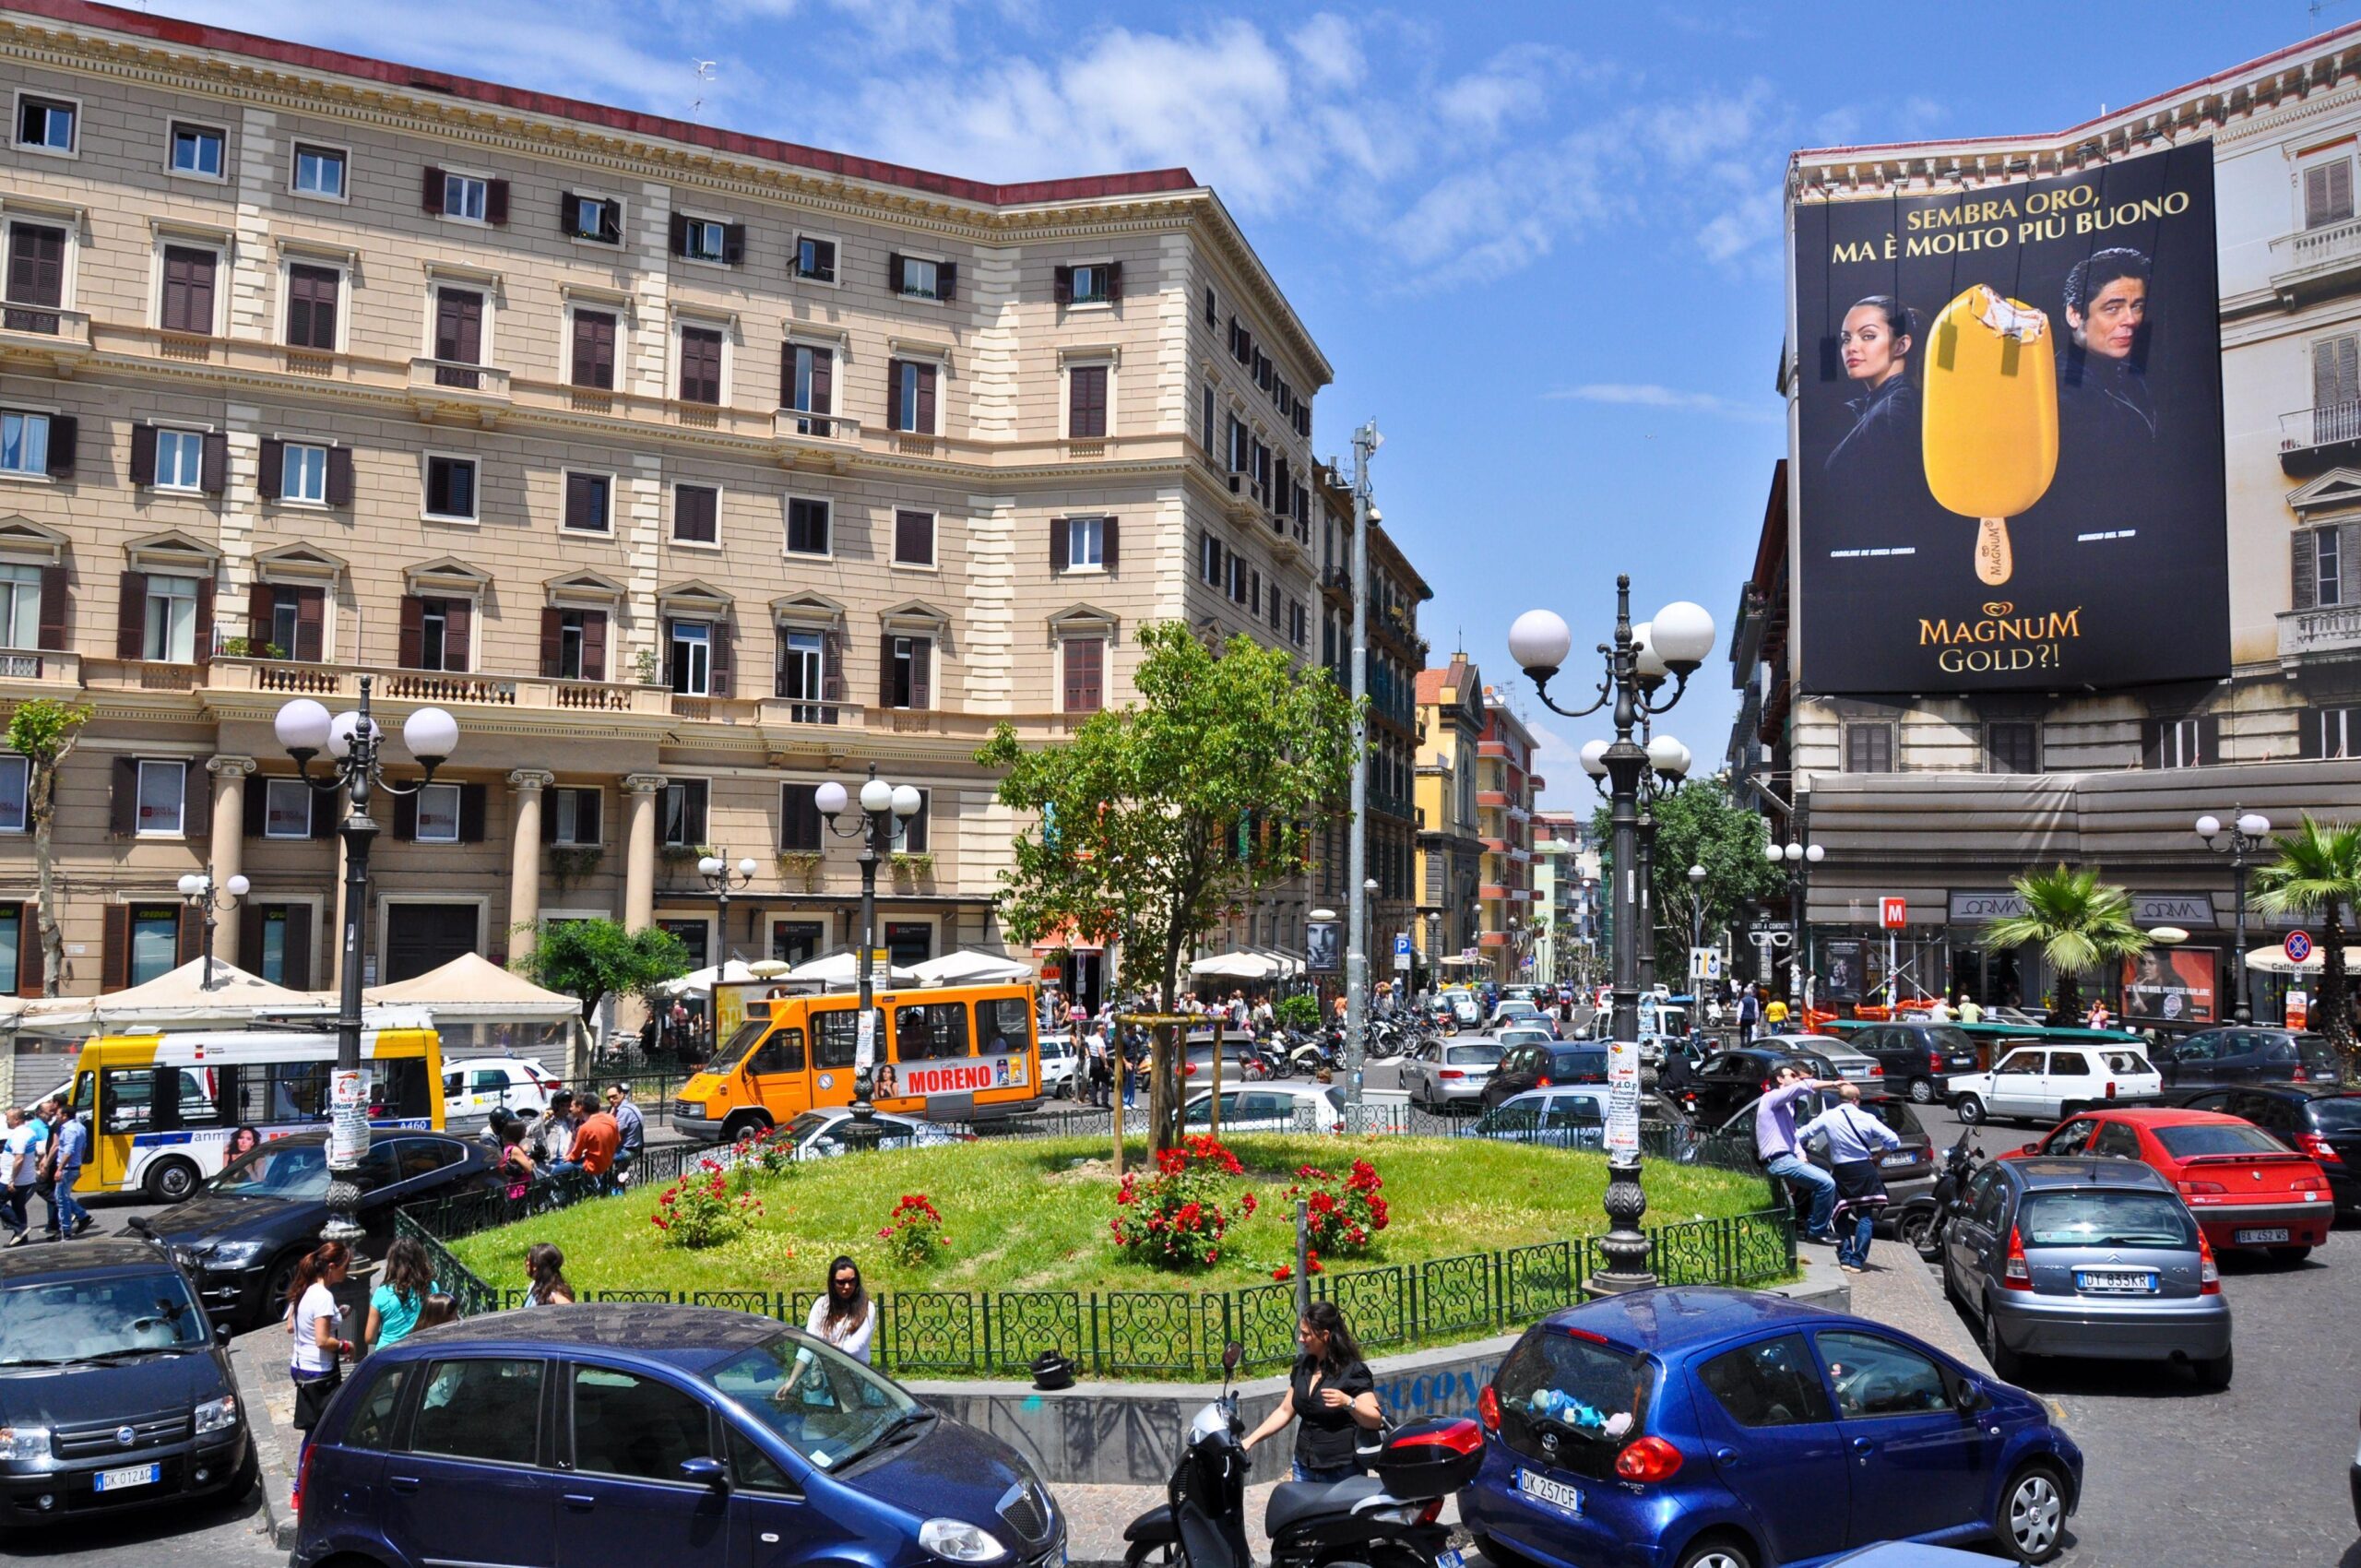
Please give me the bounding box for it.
[0,1,1337,1022]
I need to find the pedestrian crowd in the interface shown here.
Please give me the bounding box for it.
[2,1096,92,1246]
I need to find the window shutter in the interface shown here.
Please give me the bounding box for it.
[130,422,158,486]
[1054,266,1073,305]
[397,595,424,669]
[711,619,734,698]
[257,437,284,500]
[540,607,563,677]
[812,348,832,412]
[393,790,418,840]
[911,638,931,709]
[559,191,579,235]
[661,618,676,688]
[459,783,488,842]
[1103,517,1120,570]
[780,343,796,408]
[822,628,845,703]
[599,201,622,244]
[584,612,607,683]
[193,575,214,665]
[937,262,957,302]
[184,762,209,839]
[293,587,325,662]
[670,212,693,256]
[485,178,510,226]
[326,445,354,506]
[243,777,267,837]
[18,901,41,998]
[116,571,146,659]
[421,165,445,215]
[1050,517,1069,572]
[173,904,200,965]
[282,909,313,991]
[917,365,936,433]
[540,790,561,845]
[2301,708,2324,759]
[2200,714,2222,766]
[887,253,905,292]
[2296,529,2319,610]
[1105,261,1123,302]
[312,785,338,839]
[444,598,471,672]
[879,634,896,707]
[44,414,73,479]
[722,223,746,265]
[2141,719,2164,770]
[200,430,228,494]
[36,564,65,650]
[108,757,136,836]
[885,359,907,428]
[249,581,278,648]
[781,783,821,852]
[101,902,128,992]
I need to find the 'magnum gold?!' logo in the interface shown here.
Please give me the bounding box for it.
[1916,600,2083,673]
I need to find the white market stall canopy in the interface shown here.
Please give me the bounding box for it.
[1190,947,1306,981]
[13,957,327,1035]
[781,950,919,990]
[907,949,1035,986]
[365,953,581,1021]
[654,958,763,1000]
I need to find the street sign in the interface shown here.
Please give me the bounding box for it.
[1690,946,1723,982]
[2284,930,2315,965]
[1749,919,1797,934]
[1880,897,1908,930]
[1393,932,1412,972]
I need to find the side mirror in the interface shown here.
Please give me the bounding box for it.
[213,1323,232,1345]
[2020,1143,2039,1156]
[1222,1340,1243,1373]
[1954,1380,1987,1414]
[679,1456,730,1489]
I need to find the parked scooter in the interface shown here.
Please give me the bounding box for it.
[1121,1341,1480,1568]
[1897,1139,1984,1259]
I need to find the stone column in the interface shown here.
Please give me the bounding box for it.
[207,756,255,968]
[507,769,554,961]
[623,774,667,932]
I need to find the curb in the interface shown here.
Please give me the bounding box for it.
[228,1329,299,1552]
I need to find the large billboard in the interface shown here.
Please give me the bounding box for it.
[1792,145,2227,693]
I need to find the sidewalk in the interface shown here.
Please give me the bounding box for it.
[1836,1243,1993,1374]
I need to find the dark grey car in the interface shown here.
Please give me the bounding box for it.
[1940,1157,2232,1389]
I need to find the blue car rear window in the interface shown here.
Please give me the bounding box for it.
[1495,1329,1649,1440]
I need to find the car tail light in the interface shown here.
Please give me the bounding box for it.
[1868,1063,1884,1075]
[2177,1179,2226,1195]
[1536,1077,1552,1088]
[1441,1070,1465,1080]
[2002,1227,2032,1289]
[2298,1132,2344,1165]
[1478,1385,1501,1432]
[1614,1436,1683,1483]
[1928,1050,1943,1071]
[294,1441,314,1520]
[2198,1230,2221,1294]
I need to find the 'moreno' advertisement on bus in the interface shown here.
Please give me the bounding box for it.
[1789,143,2228,693]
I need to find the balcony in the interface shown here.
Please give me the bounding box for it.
[0,649,77,686]
[0,305,91,367]
[2269,217,2361,309]
[2278,603,2361,667]
[408,357,513,423]
[2279,402,2361,476]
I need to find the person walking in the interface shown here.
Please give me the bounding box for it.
[802,1254,877,1363]
[1086,1022,1111,1109]
[605,1084,646,1182]
[1756,1063,1842,1243]
[286,1241,353,1451]
[42,1102,90,1240]
[1,1108,38,1247]
[1736,984,1761,1045]
[366,1237,439,1352]
[1798,1083,1903,1273]
[524,1242,575,1305]
[1957,992,1984,1024]
[1240,1301,1384,1482]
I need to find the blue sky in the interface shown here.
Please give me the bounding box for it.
[157,0,2328,802]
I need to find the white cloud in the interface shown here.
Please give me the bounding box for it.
[1548,384,1777,422]
[1289,13,1364,91]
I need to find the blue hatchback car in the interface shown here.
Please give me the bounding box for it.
[292,1302,1063,1568]
[1458,1289,2082,1568]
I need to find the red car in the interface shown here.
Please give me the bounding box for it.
[2007,1107,2333,1262]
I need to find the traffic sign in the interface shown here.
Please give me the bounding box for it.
[1393,932,1413,972]
[2284,930,2315,965]
[1880,897,1908,930]
[1690,946,1723,982]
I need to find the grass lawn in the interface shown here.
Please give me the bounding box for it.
[445,1134,1776,1301]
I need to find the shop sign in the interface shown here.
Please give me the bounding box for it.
[1949,890,2027,924]
[2131,893,2214,928]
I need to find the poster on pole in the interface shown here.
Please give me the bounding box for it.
[1306,921,1341,974]
[1791,144,2226,694]
[328,1068,371,1166]
[1605,1037,1641,1159]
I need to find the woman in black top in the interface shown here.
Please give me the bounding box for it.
[1240,1301,1383,1482]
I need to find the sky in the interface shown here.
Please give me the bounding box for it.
[138,0,2341,802]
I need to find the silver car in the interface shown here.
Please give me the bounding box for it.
[1469,1087,1608,1148]
[1407,1039,1504,1113]
[1941,1155,2232,1388]
[1755,1031,1884,1085]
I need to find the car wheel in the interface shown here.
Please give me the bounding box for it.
[260,1252,305,1327]
[1993,1463,2069,1564]
[2270,1245,2312,1266]
[1896,1207,1935,1257]
[2192,1347,2233,1391]
[1955,1095,1987,1126]
[723,1113,767,1145]
[1671,1533,1756,1568]
[1983,1300,2026,1383]
[144,1156,201,1205]
[1908,1075,1935,1104]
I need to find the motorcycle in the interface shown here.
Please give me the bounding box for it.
[1121,1341,1481,1568]
[1897,1138,1983,1259]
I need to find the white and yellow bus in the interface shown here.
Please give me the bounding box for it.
[51,1017,445,1203]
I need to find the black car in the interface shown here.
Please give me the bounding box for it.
[2153,1028,2346,1093]
[0,1235,253,1529]
[1844,1023,1986,1104]
[1479,1042,1608,1111]
[136,1131,496,1330]
[1677,1045,1842,1129]
[2178,1084,2361,1217]
[1702,1087,1938,1212]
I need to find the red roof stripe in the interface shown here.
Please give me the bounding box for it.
[12,0,1197,208]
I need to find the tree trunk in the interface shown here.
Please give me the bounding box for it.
[2054,967,2082,1024]
[2323,905,2354,1052]
[32,760,60,995]
[1150,927,1184,1152]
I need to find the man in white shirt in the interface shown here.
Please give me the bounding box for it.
[1,1107,39,1246]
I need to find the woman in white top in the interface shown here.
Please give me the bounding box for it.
[285,1241,352,1446]
[803,1254,875,1363]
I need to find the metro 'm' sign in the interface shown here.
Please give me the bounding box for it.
[1880,897,1908,930]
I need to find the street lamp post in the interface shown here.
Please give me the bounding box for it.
[1764,838,1825,1010]
[176,866,250,990]
[815,766,922,1146]
[274,680,457,1250]
[2196,809,2272,1025]
[1511,577,1714,1294]
[1361,876,1382,1052]
[1687,863,1707,969]
[696,851,758,1046]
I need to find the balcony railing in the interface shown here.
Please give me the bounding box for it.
[0,304,90,353]
[2269,216,2361,303]
[2278,603,2361,662]
[408,357,513,405]
[2282,402,2361,451]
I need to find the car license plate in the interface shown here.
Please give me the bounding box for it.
[1880,1152,1916,1169]
[2075,1268,2157,1293]
[1516,1468,1582,1515]
[93,1463,160,1492]
[1438,1553,1465,1568]
[2235,1227,2290,1244]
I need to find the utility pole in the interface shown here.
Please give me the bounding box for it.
[1342,421,1380,1122]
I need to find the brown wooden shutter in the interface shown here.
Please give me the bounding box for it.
[325,446,354,507]
[584,612,608,683]
[43,414,73,479]
[443,599,471,672]
[184,760,209,838]
[880,634,896,707]
[243,774,267,837]
[101,903,129,992]
[540,607,563,676]
[710,619,734,698]
[193,575,214,663]
[435,290,483,365]
[393,790,418,840]
[541,790,561,844]
[1050,517,1068,572]
[485,178,510,226]
[36,565,65,651]
[937,262,956,302]
[6,225,63,308]
[1103,517,1120,570]
[572,311,615,389]
[1105,261,1123,302]
[887,253,905,292]
[116,571,147,659]
[885,359,906,429]
[811,348,832,414]
[293,589,324,661]
[916,365,936,433]
[200,430,227,495]
[249,581,278,648]
[670,212,693,255]
[822,628,845,703]
[558,191,579,235]
[397,595,424,669]
[1053,266,1073,305]
[130,423,158,486]
[911,637,931,709]
[17,901,41,997]
[160,247,216,335]
[779,343,796,408]
[598,201,622,244]
[781,783,822,852]
[722,223,746,265]
[108,757,136,837]
[257,437,284,500]
[421,165,445,214]
[458,783,488,842]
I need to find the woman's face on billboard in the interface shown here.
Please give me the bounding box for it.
[1839,304,1908,385]
[2071,277,2147,360]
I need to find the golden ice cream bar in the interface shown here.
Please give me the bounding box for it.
[1922,285,2058,585]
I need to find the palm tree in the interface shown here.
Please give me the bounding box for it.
[1982,864,2150,1023]
[2249,814,2361,1053]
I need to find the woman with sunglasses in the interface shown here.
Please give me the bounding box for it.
[802,1253,875,1364]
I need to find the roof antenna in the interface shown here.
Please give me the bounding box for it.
[690,60,718,122]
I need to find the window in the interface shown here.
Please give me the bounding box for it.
[547,608,602,681]
[778,631,829,720]
[2309,704,2361,759]
[786,496,830,556]
[128,904,180,986]
[564,471,612,535]
[1066,516,1105,570]
[1843,723,1893,774]
[1068,363,1108,438]
[144,575,198,662]
[893,1000,968,1061]
[564,194,622,244]
[2089,1121,2144,1160]
[896,255,944,300]
[433,289,484,386]
[795,236,836,282]
[14,96,75,153]
[440,172,490,222]
[170,123,225,178]
[136,759,186,837]
[679,326,723,405]
[424,455,478,521]
[343,1363,410,1452]
[0,754,25,832]
[570,310,617,390]
[778,781,823,851]
[1203,285,1217,327]
[1060,262,1118,305]
[1200,530,1222,586]
[286,264,339,350]
[1063,636,1104,714]
[1813,1332,1952,1420]
[889,360,938,434]
[571,1365,712,1480]
[662,778,708,847]
[677,216,730,264]
[674,483,719,545]
[885,920,933,967]
[2307,157,2356,230]
[1986,720,2040,775]
[413,782,462,844]
[0,410,50,477]
[262,778,312,838]
[771,921,824,966]
[1201,382,1216,456]
[900,791,931,854]
[550,786,601,846]
[784,343,833,434]
[2319,529,2343,608]
[813,1009,860,1068]
[291,142,345,198]
[280,442,328,505]
[1698,1334,1832,1428]
[409,1360,544,1465]
[6,222,65,332]
[2152,716,2209,769]
[409,596,471,672]
[670,621,711,696]
[887,636,929,709]
[154,429,205,492]
[894,510,934,567]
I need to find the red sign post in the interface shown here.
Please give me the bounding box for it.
[1880,897,1908,930]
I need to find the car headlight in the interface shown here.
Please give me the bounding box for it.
[204,1241,269,1269]
[0,1426,51,1461]
[193,1395,240,1436]
[919,1518,1008,1563]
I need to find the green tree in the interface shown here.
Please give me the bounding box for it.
[5,699,91,996]
[512,918,692,1023]
[1981,864,2150,1021]
[1590,776,1790,981]
[2248,814,2361,1053]
[977,624,1356,1150]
